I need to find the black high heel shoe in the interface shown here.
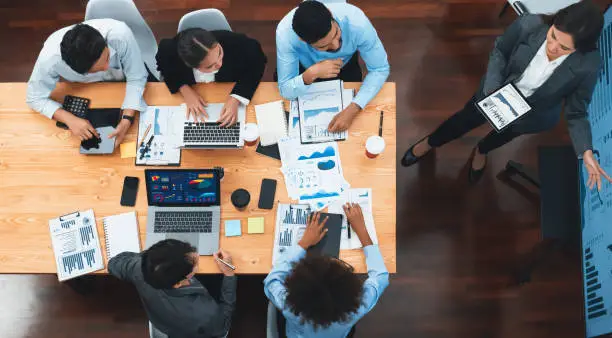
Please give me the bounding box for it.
[468,148,487,184]
[401,136,432,167]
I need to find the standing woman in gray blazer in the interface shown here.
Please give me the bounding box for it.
[401,0,610,189]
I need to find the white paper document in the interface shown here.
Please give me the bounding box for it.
[255,100,288,146]
[272,204,311,265]
[477,83,532,131]
[137,105,183,165]
[49,209,105,281]
[298,80,348,143]
[329,188,379,250]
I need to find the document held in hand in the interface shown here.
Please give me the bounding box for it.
[476,83,532,132]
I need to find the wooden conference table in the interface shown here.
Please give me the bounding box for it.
[0,82,396,274]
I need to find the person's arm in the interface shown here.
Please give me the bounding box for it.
[108,252,140,283]
[353,11,390,109]
[26,49,63,119]
[482,14,538,96]
[565,67,599,157]
[109,22,148,113]
[230,36,267,104]
[156,38,197,94]
[263,245,306,310]
[276,26,310,100]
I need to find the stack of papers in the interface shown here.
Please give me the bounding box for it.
[136,106,182,166]
[278,138,350,210]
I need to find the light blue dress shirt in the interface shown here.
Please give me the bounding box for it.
[26,19,148,119]
[276,3,390,109]
[264,245,389,338]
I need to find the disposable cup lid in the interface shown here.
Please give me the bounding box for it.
[366,136,386,153]
[244,123,259,141]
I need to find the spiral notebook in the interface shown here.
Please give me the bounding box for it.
[102,211,141,261]
[255,100,288,146]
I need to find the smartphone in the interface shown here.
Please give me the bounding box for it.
[258,178,277,209]
[120,176,139,206]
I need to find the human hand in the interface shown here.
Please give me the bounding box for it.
[343,203,373,247]
[180,85,208,122]
[584,150,612,191]
[218,96,239,127]
[109,119,131,148]
[314,58,343,79]
[298,212,329,250]
[213,249,235,276]
[328,103,360,132]
[66,114,99,141]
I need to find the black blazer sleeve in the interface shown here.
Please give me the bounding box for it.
[156,38,196,94]
[231,37,266,100]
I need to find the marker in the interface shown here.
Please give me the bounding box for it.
[378,111,384,137]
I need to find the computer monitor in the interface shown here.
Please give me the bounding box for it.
[144,169,221,207]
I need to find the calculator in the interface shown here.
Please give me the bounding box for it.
[56,95,91,129]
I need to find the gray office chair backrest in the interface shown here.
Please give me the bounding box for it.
[149,321,168,338]
[177,9,232,33]
[266,301,280,338]
[85,0,161,80]
[507,0,579,15]
[304,0,348,3]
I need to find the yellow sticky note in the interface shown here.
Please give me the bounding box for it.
[120,141,137,159]
[248,217,265,234]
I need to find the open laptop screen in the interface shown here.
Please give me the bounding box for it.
[145,169,220,207]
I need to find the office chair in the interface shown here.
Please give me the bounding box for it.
[500,0,580,17]
[149,321,168,338]
[267,301,280,338]
[178,9,232,33]
[85,0,161,81]
[305,0,348,3]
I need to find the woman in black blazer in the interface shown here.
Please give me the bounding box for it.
[401,1,610,189]
[156,28,267,127]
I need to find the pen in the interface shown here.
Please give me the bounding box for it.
[139,124,152,148]
[215,257,236,271]
[378,111,384,137]
[347,222,352,239]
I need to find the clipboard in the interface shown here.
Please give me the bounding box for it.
[475,82,532,132]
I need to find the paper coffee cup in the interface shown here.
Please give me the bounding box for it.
[244,123,259,146]
[365,136,386,158]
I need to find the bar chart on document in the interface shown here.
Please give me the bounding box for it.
[298,80,347,143]
[272,204,311,265]
[49,209,104,281]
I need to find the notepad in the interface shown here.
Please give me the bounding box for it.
[120,141,137,159]
[102,211,141,261]
[255,101,288,146]
[248,217,265,234]
[225,220,242,237]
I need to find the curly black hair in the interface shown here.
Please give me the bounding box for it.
[284,253,364,329]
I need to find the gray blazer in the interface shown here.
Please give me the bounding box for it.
[109,252,236,338]
[480,14,601,156]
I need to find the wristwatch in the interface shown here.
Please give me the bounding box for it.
[122,115,135,124]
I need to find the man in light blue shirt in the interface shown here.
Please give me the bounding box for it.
[264,205,389,338]
[276,1,390,132]
[27,19,148,146]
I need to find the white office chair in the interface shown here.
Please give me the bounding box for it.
[305,0,347,2]
[266,301,280,338]
[177,9,232,33]
[502,0,580,16]
[149,321,168,338]
[85,0,161,81]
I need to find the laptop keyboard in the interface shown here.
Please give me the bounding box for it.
[154,211,213,233]
[184,122,241,145]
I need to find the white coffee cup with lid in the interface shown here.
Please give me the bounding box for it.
[365,136,385,158]
[244,123,259,146]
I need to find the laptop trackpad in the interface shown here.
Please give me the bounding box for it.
[167,234,199,249]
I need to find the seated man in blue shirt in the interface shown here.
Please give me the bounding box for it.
[264,205,389,338]
[109,239,236,338]
[26,19,148,146]
[276,1,390,132]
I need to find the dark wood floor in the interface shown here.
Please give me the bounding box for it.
[1,0,608,337]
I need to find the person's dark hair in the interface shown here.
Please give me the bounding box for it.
[141,239,197,289]
[284,254,364,329]
[292,1,333,44]
[60,24,107,74]
[548,0,603,53]
[177,28,219,68]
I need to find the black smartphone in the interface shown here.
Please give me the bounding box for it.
[120,176,139,207]
[258,178,277,209]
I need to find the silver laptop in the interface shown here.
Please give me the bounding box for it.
[179,103,246,149]
[144,169,221,255]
